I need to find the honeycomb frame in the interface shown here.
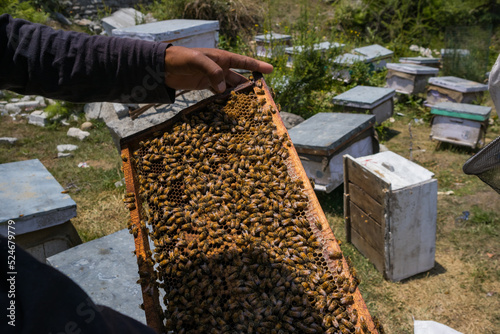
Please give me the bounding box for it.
[120,74,380,334]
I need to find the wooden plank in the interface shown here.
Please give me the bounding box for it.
[345,156,390,204]
[349,182,384,223]
[343,155,351,243]
[350,202,384,253]
[121,146,164,333]
[350,227,385,274]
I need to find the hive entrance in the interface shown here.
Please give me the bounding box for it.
[130,90,364,333]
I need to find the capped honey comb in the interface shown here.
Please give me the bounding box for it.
[121,78,381,334]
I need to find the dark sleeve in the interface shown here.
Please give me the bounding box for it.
[0,14,176,104]
[0,236,158,334]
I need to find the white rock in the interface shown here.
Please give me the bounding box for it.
[57,144,79,152]
[0,137,17,145]
[28,110,49,126]
[35,96,47,107]
[112,103,129,118]
[11,101,40,111]
[81,121,93,131]
[58,152,72,158]
[10,98,20,103]
[280,111,305,129]
[20,95,32,101]
[67,127,90,140]
[61,119,70,126]
[46,98,57,105]
[409,45,420,52]
[84,102,103,120]
[6,104,21,114]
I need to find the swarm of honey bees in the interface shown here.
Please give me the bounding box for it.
[129,87,376,334]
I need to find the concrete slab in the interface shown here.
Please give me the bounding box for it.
[47,229,147,324]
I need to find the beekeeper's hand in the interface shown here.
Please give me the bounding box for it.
[164,46,273,93]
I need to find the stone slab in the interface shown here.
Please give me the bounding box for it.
[47,229,147,324]
[0,159,76,236]
[288,113,375,155]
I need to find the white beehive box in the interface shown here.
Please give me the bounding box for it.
[386,63,439,95]
[426,76,488,105]
[284,41,345,55]
[332,86,395,124]
[430,102,492,149]
[254,32,292,58]
[289,113,377,193]
[344,151,437,282]
[112,19,219,48]
[332,53,372,83]
[399,56,441,68]
[352,44,393,71]
[0,159,81,261]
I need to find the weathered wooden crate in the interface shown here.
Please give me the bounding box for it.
[426,76,488,106]
[386,63,439,95]
[430,102,491,149]
[254,32,292,58]
[332,86,395,124]
[120,75,381,333]
[344,151,438,282]
[112,19,219,48]
[352,44,393,71]
[399,56,441,69]
[289,113,378,193]
[0,159,81,261]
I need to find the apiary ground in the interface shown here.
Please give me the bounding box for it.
[0,94,499,334]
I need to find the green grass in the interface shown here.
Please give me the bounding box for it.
[0,115,129,242]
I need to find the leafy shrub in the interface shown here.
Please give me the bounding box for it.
[1,0,48,23]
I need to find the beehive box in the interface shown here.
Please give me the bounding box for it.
[284,41,345,55]
[112,19,219,48]
[289,113,378,193]
[332,53,372,83]
[352,44,393,71]
[399,56,441,69]
[430,102,491,149]
[344,151,438,282]
[0,159,81,261]
[426,76,488,106]
[254,32,292,58]
[386,63,439,95]
[332,86,395,124]
[120,75,381,333]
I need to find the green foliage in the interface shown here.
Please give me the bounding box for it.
[148,0,261,43]
[44,101,79,126]
[1,0,48,23]
[332,0,499,49]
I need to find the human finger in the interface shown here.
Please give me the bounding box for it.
[225,70,250,88]
[195,48,273,74]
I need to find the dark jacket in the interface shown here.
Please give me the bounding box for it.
[0,14,175,103]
